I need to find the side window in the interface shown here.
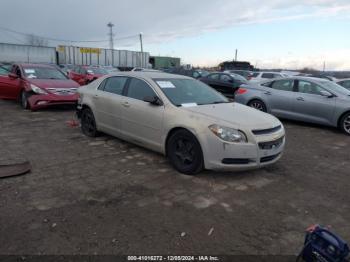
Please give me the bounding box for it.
[220,74,232,82]
[208,74,219,80]
[298,80,324,95]
[339,80,350,89]
[0,66,9,76]
[98,79,107,90]
[103,77,128,95]
[126,78,156,101]
[271,80,294,91]
[261,81,273,87]
[252,72,259,77]
[261,73,274,79]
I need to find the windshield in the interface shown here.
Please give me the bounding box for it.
[87,67,108,74]
[153,78,229,106]
[321,81,350,96]
[23,67,68,80]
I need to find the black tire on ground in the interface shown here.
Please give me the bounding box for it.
[20,90,30,110]
[167,129,204,175]
[248,99,267,112]
[81,108,98,137]
[339,112,350,136]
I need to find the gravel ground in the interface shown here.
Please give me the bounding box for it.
[0,99,349,256]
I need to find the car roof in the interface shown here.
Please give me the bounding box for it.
[107,71,193,80]
[337,78,350,82]
[18,63,56,69]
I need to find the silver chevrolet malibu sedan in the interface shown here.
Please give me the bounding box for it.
[77,72,285,175]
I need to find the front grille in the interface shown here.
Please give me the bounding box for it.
[252,125,282,135]
[260,153,280,163]
[222,158,251,165]
[47,88,77,96]
[258,136,284,150]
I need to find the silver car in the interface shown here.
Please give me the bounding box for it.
[235,77,350,135]
[77,72,285,175]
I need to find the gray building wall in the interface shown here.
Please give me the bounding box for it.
[0,43,57,63]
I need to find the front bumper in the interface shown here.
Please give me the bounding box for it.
[28,93,79,110]
[201,130,285,171]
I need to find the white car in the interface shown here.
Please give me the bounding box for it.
[250,72,288,83]
[77,72,286,175]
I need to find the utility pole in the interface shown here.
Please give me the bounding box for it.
[139,33,144,67]
[323,61,326,72]
[107,22,114,50]
[235,49,238,61]
[139,33,143,53]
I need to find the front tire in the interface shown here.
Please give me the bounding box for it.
[20,90,30,110]
[167,130,204,175]
[248,99,267,112]
[81,108,98,137]
[339,112,350,136]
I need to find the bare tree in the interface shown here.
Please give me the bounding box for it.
[26,34,48,46]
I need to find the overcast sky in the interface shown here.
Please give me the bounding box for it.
[1,0,350,69]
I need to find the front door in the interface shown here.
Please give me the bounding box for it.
[0,65,22,99]
[121,77,164,151]
[293,80,336,125]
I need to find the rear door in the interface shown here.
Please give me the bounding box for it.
[262,79,296,117]
[120,77,164,151]
[0,65,22,99]
[292,80,336,125]
[219,74,236,97]
[92,76,128,133]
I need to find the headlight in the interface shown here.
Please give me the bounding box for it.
[30,84,47,94]
[209,124,248,143]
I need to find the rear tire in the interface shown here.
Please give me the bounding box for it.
[339,112,350,136]
[248,99,267,112]
[167,130,204,175]
[81,108,98,137]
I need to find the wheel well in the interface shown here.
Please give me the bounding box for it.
[337,110,350,128]
[82,104,92,111]
[164,127,197,156]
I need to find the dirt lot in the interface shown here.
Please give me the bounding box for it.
[0,99,349,256]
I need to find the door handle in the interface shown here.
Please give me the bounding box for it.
[93,95,99,99]
[122,102,130,108]
[296,97,304,101]
[264,91,272,95]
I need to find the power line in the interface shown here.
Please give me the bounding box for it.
[0,26,141,46]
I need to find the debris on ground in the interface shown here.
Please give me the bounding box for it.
[208,227,214,236]
[181,232,186,237]
[0,161,31,178]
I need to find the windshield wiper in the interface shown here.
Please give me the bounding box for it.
[198,101,229,105]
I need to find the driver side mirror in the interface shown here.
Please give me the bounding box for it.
[8,73,19,79]
[320,90,333,97]
[143,96,163,106]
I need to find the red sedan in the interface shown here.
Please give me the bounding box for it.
[68,65,108,85]
[0,63,80,110]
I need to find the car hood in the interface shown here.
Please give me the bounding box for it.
[181,102,281,130]
[27,79,80,89]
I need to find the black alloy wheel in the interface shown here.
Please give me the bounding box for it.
[248,99,267,112]
[167,130,204,175]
